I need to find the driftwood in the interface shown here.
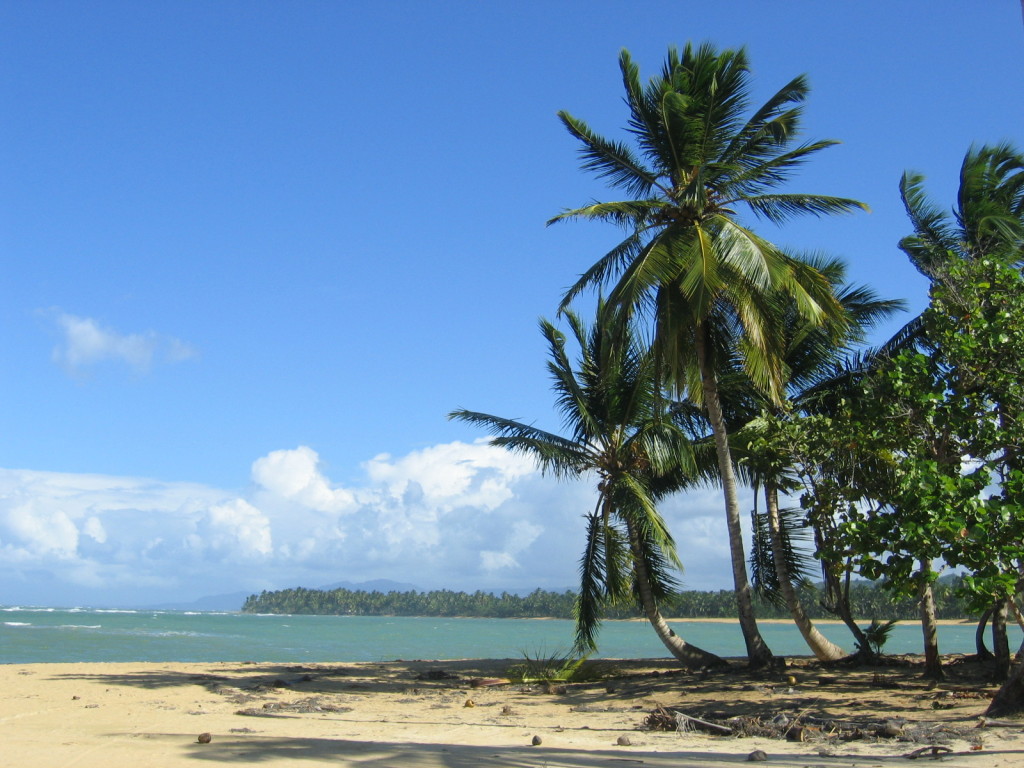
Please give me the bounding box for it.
[976,716,1024,728]
[902,745,953,759]
[674,711,734,735]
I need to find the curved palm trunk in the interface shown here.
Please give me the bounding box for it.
[695,325,774,668]
[627,522,728,669]
[765,483,845,661]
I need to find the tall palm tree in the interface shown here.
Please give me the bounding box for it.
[551,43,865,666]
[450,308,725,668]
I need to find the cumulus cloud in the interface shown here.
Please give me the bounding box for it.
[47,311,197,376]
[252,446,354,513]
[0,442,743,607]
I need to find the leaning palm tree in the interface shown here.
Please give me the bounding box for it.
[450,307,725,668]
[551,43,865,666]
[750,256,903,661]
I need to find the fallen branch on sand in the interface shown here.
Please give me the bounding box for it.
[975,716,1024,729]
[902,745,953,759]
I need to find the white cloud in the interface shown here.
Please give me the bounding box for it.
[252,446,354,513]
[3,501,79,558]
[47,311,197,376]
[82,516,106,543]
[205,499,272,559]
[0,442,743,607]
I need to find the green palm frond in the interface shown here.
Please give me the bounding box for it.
[628,517,682,605]
[556,111,662,199]
[744,192,868,225]
[575,511,610,653]
[750,502,814,607]
[446,409,589,478]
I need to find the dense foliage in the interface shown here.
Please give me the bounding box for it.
[241,580,977,621]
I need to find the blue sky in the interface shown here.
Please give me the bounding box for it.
[1,2,1022,607]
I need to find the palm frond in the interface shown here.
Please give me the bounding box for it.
[557,111,662,199]
[744,193,868,225]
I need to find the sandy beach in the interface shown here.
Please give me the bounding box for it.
[3,656,1024,767]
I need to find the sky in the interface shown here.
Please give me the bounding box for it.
[1,1,1022,608]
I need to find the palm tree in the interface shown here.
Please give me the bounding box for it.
[449,308,726,668]
[751,255,903,661]
[551,43,865,666]
[901,143,1023,278]
[884,143,1024,352]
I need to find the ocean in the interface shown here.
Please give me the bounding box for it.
[3,607,1020,665]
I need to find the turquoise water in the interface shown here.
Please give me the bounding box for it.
[1,607,1018,664]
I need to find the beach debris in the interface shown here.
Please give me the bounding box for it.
[976,716,1023,728]
[746,749,768,761]
[643,707,735,734]
[877,719,905,738]
[197,733,212,744]
[616,735,632,746]
[235,697,353,717]
[463,699,475,707]
[418,669,459,681]
[902,745,953,759]
[871,673,903,689]
[643,707,678,731]
[531,735,542,746]
[501,705,514,715]
[470,677,511,688]
[675,711,734,735]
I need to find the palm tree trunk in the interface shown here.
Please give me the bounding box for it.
[627,523,728,669]
[811,513,872,653]
[765,483,845,661]
[695,324,774,668]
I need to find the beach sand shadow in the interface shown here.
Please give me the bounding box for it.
[168,733,1014,767]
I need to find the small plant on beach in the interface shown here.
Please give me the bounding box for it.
[858,618,898,656]
[506,648,594,684]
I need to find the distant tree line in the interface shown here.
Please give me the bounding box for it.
[242,579,975,621]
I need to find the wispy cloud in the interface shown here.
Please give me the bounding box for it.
[46,311,197,376]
